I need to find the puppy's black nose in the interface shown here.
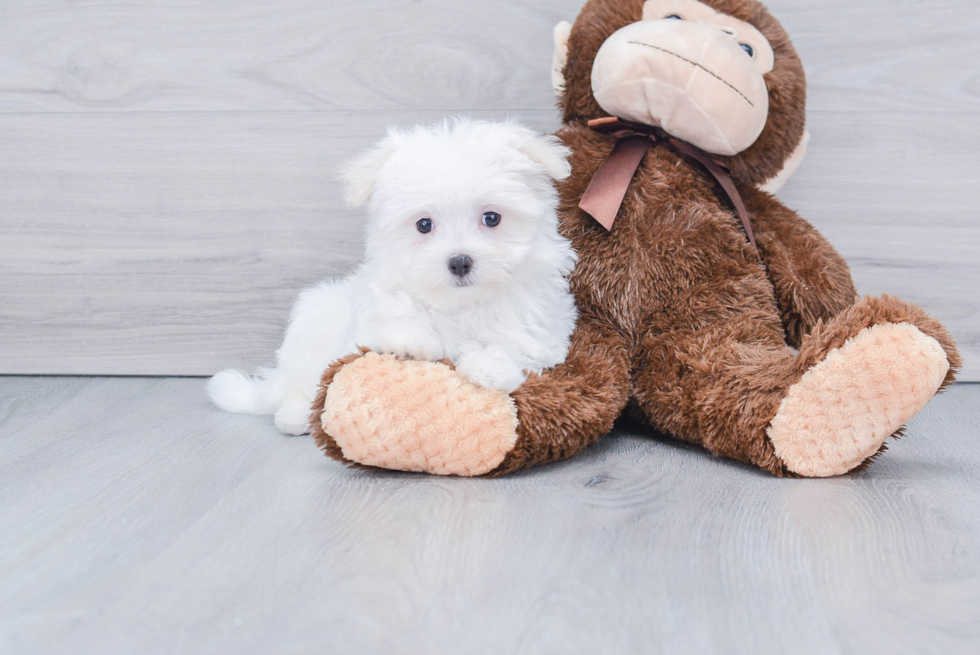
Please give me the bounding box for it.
[448,254,473,278]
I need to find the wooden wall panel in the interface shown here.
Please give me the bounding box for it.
[1,0,977,377]
[1,1,976,114]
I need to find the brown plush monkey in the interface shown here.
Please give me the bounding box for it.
[311,0,960,478]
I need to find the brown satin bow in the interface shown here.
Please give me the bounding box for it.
[578,116,760,261]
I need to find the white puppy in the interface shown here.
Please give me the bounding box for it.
[208,118,577,435]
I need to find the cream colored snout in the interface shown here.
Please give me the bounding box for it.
[591,19,770,155]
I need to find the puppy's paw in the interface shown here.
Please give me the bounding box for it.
[455,351,527,393]
[362,325,445,362]
[275,399,312,435]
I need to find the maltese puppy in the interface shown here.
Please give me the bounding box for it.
[208,118,578,435]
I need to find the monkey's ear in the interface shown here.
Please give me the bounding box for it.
[340,133,400,208]
[758,128,810,194]
[512,127,572,181]
[551,21,572,98]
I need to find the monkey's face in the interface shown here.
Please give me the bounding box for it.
[555,0,808,188]
[591,0,773,155]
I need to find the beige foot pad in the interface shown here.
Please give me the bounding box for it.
[768,322,949,477]
[321,352,519,476]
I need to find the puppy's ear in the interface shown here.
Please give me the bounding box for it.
[340,133,400,208]
[509,125,572,181]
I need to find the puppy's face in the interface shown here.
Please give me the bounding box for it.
[343,120,571,310]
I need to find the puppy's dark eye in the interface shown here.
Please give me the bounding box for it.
[740,43,754,57]
[665,14,683,19]
[482,211,501,227]
[416,218,433,233]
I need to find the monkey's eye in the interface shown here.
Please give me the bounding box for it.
[665,14,683,19]
[740,43,755,57]
[482,211,501,227]
[416,217,433,233]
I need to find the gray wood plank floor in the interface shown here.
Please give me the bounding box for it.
[1,0,978,379]
[1,377,978,654]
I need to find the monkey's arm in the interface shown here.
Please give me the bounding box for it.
[743,187,857,348]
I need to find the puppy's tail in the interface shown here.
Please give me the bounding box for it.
[207,369,277,415]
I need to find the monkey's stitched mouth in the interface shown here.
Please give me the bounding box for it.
[627,40,754,107]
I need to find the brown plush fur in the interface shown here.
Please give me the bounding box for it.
[313,0,960,477]
[489,0,959,476]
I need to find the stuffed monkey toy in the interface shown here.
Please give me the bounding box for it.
[310,0,960,478]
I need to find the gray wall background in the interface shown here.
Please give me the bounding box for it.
[1,0,977,379]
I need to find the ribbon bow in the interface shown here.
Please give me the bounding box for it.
[578,117,760,260]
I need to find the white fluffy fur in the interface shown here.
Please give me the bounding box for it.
[208,118,578,435]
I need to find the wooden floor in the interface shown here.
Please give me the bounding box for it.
[1,377,978,654]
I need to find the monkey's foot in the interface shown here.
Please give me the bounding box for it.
[768,322,949,477]
[312,351,519,476]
